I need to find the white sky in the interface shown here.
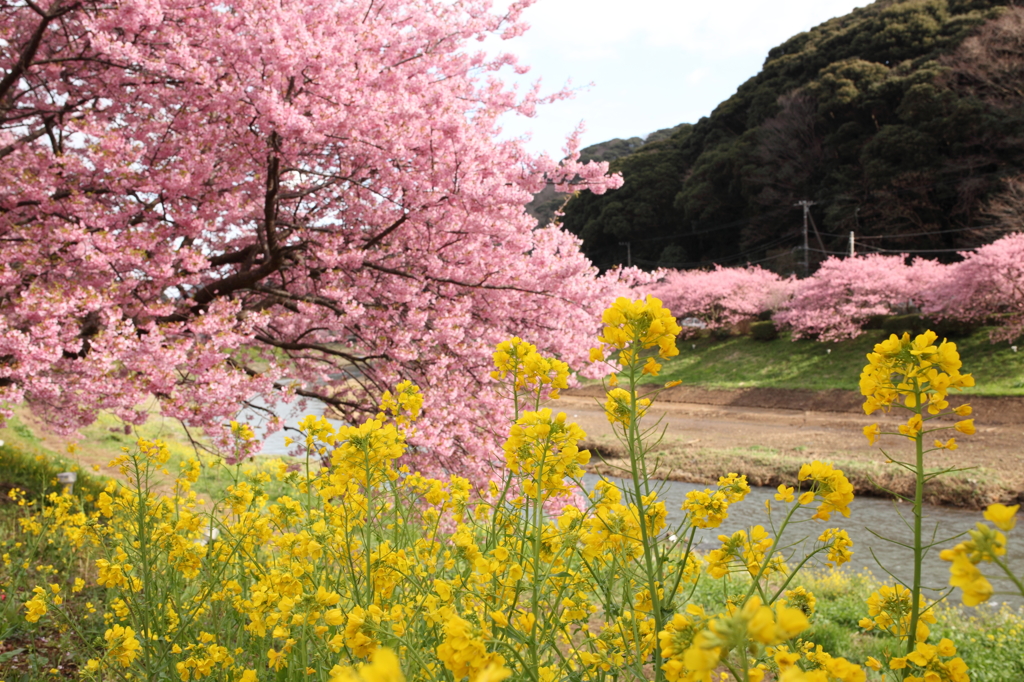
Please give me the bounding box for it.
[495,0,870,157]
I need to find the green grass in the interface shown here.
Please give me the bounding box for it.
[0,411,292,504]
[688,568,1024,679]
[655,327,1024,395]
[933,602,1024,682]
[0,431,111,505]
[70,411,294,503]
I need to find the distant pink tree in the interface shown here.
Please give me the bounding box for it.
[0,0,624,482]
[773,255,948,341]
[647,265,794,335]
[923,233,1024,342]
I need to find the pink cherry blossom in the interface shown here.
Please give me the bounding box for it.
[773,255,939,341]
[646,266,794,335]
[0,0,624,485]
[922,233,1024,342]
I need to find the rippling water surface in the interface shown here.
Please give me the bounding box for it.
[583,473,1023,606]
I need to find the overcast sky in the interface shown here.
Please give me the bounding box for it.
[496,0,870,158]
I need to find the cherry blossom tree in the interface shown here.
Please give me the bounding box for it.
[923,233,1024,343]
[0,0,625,480]
[646,266,793,335]
[773,255,947,341]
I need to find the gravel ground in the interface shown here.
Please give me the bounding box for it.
[559,386,1024,508]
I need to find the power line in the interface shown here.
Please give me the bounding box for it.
[854,242,978,255]
[631,233,801,269]
[588,205,794,247]
[817,224,1014,239]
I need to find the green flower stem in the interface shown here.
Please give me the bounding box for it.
[744,499,802,604]
[622,352,665,682]
[486,367,526,551]
[990,553,1024,599]
[130,452,154,678]
[906,377,925,658]
[664,526,699,608]
[528,435,549,682]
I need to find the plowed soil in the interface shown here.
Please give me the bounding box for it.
[561,385,1024,509]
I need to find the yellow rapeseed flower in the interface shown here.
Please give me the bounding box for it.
[603,387,650,425]
[862,423,880,445]
[797,461,854,520]
[596,296,682,360]
[983,503,1019,532]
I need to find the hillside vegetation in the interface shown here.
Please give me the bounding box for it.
[652,326,1024,395]
[560,0,1024,271]
[526,124,690,227]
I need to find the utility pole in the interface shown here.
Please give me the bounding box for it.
[794,200,816,276]
[851,206,860,258]
[619,241,632,268]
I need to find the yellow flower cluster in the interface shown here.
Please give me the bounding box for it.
[502,408,590,501]
[817,528,853,567]
[230,419,256,441]
[790,643,867,682]
[940,503,1018,606]
[23,584,54,623]
[436,610,506,680]
[658,605,711,682]
[491,337,570,400]
[764,641,867,682]
[170,631,237,679]
[860,331,976,449]
[329,417,407,488]
[603,387,651,425]
[780,587,816,616]
[104,624,142,668]
[859,331,974,415]
[704,525,781,579]
[680,474,750,531]
[665,596,811,682]
[886,638,970,682]
[591,295,682,362]
[858,584,936,642]
[579,480,664,562]
[377,380,424,428]
[797,461,854,521]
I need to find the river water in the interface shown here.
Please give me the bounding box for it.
[582,473,1024,607]
[236,394,346,458]
[238,397,1022,606]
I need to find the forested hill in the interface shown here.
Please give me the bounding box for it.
[526,124,689,227]
[557,0,1024,272]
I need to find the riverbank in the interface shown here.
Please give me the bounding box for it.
[584,438,1014,510]
[562,386,1024,509]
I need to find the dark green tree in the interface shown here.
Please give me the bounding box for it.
[561,0,1024,271]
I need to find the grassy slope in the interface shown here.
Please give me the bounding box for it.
[0,407,290,503]
[656,328,1024,395]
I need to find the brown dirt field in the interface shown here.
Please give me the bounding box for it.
[560,386,1024,509]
